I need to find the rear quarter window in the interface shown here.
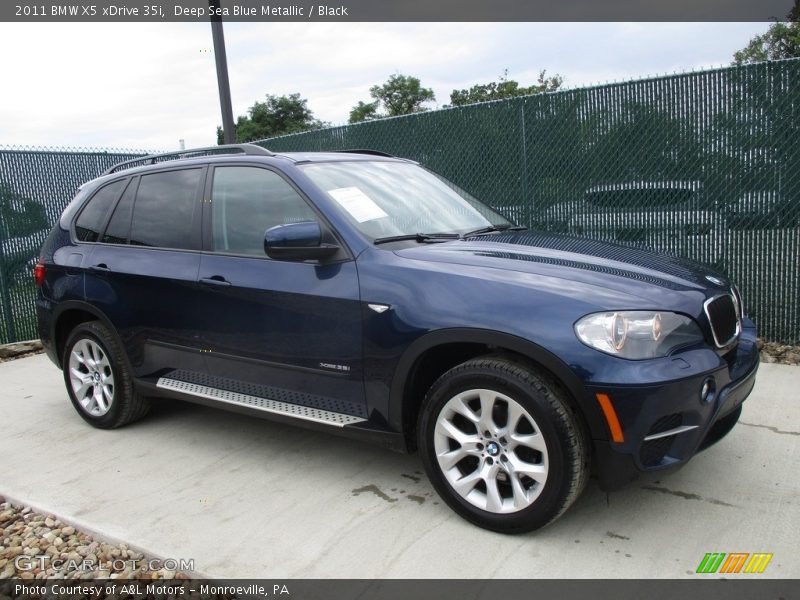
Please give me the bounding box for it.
[101,178,137,244]
[74,179,128,242]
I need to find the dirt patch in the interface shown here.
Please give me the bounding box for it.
[351,485,398,503]
[758,339,800,366]
[0,340,43,363]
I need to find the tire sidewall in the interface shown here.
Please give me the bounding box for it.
[419,364,573,533]
[62,323,130,429]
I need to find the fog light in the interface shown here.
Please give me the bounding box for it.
[700,378,716,404]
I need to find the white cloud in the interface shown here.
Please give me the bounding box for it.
[0,21,769,150]
[0,22,219,149]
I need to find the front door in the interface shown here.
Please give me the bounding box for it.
[193,165,366,418]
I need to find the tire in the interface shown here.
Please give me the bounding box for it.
[62,320,150,429]
[418,355,589,533]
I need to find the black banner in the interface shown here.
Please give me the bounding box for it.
[0,0,794,22]
[3,579,800,600]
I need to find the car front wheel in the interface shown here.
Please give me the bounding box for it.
[418,355,589,533]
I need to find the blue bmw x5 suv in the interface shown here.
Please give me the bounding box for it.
[36,144,759,532]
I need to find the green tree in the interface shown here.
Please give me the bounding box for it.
[217,93,324,144]
[348,100,380,123]
[0,184,47,239]
[0,183,49,287]
[733,5,799,64]
[449,70,563,107]
[349,74,435,122]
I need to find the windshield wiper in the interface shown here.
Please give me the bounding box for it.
[462,224,528,238]
[373,232,461,245]
[374,225,527,245]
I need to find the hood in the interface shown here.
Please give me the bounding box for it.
[394,230,729,297]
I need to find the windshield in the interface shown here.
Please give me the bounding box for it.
[300,161,512,240]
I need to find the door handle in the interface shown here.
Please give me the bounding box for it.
[88,263,111,272]
[199,276,231,287]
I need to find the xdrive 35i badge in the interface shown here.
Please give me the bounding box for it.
[319,362,351,372]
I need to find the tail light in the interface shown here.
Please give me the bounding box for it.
[34,260,45,287]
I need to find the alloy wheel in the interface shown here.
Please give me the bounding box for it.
[433,388,549,514]
[68,338,115,417]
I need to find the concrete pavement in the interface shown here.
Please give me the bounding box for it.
[1,354,798,578]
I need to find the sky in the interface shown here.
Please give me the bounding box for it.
[0,22,770,151]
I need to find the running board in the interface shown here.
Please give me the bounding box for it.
[156,377,367,428]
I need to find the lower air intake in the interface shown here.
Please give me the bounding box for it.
[640,414,682,467]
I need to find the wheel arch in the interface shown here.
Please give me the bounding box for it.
[390,328,603,449]
[51,301,126,369]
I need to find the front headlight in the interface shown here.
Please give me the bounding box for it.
[574,311,704,359]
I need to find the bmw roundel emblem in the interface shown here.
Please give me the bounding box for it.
[705,275,725,286]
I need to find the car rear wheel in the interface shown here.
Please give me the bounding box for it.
[418,355,589,533]
[63,321,150,429]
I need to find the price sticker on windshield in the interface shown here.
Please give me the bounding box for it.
[328,187,388,223]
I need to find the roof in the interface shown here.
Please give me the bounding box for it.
[101,144,404,177]
[278,151,403,164]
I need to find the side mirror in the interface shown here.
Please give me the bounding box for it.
[264,221,340,261]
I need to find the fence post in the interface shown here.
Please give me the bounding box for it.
[520,103,529,227]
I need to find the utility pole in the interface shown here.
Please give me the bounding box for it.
[210,0,236,144]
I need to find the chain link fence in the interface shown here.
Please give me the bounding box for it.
[0,147,147,343]
[0,59,798,344]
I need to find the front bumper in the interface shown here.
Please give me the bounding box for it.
[590,318,759,491]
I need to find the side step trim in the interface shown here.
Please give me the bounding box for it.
[156,377,367,428]
[643,424,699,441]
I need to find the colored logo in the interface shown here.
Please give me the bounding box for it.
[696,552,773,574]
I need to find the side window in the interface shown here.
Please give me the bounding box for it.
[211,167,318,256]
[130,169,202,250]
[101,178,136,244]
[74,179,127,242]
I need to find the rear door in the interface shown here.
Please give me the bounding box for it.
[84,166,207,377]
[192,164,366,418]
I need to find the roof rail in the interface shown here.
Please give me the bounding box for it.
[102,143,275,176]
[337,149,396,158]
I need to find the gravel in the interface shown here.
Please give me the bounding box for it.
[0,499,189,581]
[757,339,800,366]
[0,341,43,363]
